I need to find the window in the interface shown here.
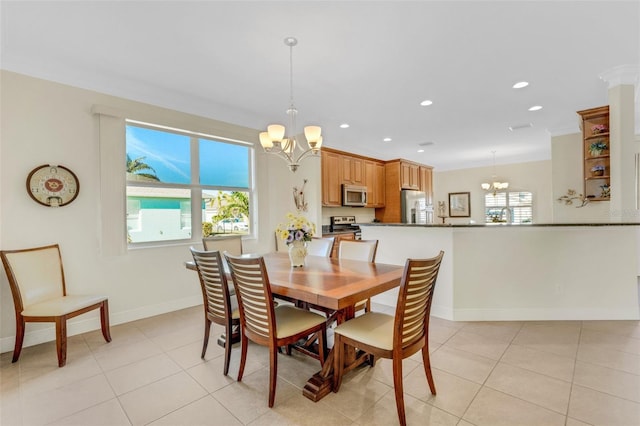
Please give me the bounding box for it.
[125,122,252,244]
[485,191,533,224]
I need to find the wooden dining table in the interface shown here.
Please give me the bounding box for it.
[186,251,404,401]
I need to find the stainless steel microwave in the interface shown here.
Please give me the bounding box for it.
[342,184,367,207]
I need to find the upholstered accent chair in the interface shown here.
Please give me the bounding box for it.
[332,251,445,426]
[0,244,111,367]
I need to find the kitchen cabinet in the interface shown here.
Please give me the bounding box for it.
[321,147,385,207]
[400,162,420,190]
[365,160,386,207]
[321,150,342,206]
[577,105,610,201]
[341,156,365,186]
[375,159,433,223]
[419,166,433,205]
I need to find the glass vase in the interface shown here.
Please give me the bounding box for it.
[288,240,308,268]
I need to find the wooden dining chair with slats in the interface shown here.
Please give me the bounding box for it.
[306,237,335,258]
[332,251,445,426]
[338,239,379,312]
[0,244,111,367]
[189,247,239,375]
[202,234,243,255]
[224,253,327,407]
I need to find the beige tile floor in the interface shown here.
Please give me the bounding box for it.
[1,304,639,425]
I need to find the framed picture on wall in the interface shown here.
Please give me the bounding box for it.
[448,192,471,217]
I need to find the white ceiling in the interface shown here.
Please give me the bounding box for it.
[2,1,638,171]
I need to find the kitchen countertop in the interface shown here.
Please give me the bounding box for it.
[358,222,640,227]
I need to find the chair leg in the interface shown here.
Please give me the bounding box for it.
[12,316,25,363]
[392,357,407,426]
[55,317,68,367]
[332,335,344,392]
[421,346,436,395]
[268,346,278,408]
[201,318,211,359]
[222,322,232,376]
[237,334,248,382]
[100,300,112,342]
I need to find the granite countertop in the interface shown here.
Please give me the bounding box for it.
[358,222,640,228]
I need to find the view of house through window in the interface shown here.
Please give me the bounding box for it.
[126,122,252,244]
[485,191,533,224]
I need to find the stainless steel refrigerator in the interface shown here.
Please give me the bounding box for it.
[401,190,433,224]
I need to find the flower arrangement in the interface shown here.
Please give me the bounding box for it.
[589,140,608,156]
[276,212,315,245]
[591,164,605,176]
[591,124,608,134]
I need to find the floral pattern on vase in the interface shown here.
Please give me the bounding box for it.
[288,240,308,267]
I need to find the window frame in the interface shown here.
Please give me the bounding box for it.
[125,119,255,248]
[484,190,533,224]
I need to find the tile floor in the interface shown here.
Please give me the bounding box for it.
[1,304,639,425]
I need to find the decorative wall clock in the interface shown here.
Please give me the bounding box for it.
[26,164,79,207]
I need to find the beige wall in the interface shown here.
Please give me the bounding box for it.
[433,160,553,225]
[0,71,316,351]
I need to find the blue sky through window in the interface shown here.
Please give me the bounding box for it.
[126,126,190,184]
[126,125,249,187]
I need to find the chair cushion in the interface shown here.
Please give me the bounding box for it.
[21,295,107,317]
[274,305,325,338]
[334,312,394,350]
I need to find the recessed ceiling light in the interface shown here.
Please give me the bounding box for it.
[528,105,543,111]
[513,81,529,89]
[417,149,425,153]
[339,123,350,128]
[420,100,433,106]
[383,137,392,142]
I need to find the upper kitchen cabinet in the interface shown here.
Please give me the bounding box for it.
[321,149,342,207]
[400,161,420,190]
[341,155,365,186]
[577,105,610,201]
[321,147,385,207]
[375,159,433,223]
[419,166,433,205]
[365,160,385,207]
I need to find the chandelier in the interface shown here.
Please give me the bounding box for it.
[481,151,509,195]
[259,37,322,172]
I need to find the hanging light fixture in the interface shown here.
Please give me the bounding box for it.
[481,151,509,196]
[259,37,322,172]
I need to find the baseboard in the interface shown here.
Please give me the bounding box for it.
[0,295,202,354]
[452,307,640,321]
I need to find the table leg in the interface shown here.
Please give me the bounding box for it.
[302,305,370,402]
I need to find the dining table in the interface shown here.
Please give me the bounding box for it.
[186,251,404,401]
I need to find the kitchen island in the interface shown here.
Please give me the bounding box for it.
[361,223,640,321]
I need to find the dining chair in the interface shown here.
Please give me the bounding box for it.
[202,234,243,255]
[0,244,111,367]
[189,247,240,375]
[332,251,445,426]
[306,236,335,258]
[338,239,379,312]
[224,253,327,407]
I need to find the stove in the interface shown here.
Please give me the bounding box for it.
[330,216,362,239]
